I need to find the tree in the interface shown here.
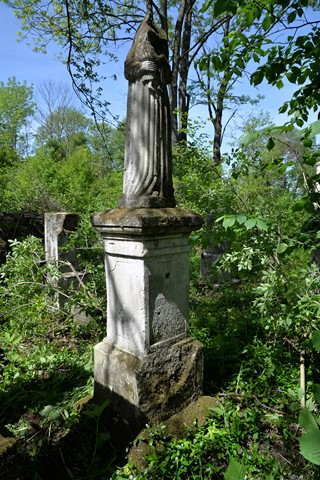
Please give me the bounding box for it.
[33,80,90,156]
[192,15,263,164]
[238,111,310,194]
[35,106,90,157]
[89,120,126,171]
[2,0,320,160]
[0,0,252,148]
[250,10,320,126]
[201,0,320,129]
[0,77,34,162]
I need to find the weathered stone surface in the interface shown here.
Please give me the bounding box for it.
[92,207,203,235]
[92,13,204,427]
[92,207,203,422]
[94,337,203,426]
[91,223,197,356]
[44,213,92,322]
[45,212,80,269]
[200,212,231,282]
[118,14,175,209]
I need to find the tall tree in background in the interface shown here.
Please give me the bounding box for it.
[0,77,34,163]
[34,81,79,134]
[0,0,239,149]
[35,107,90,157]
[89,120,126,171]
[2,0,320,162]
[34,80,89,157]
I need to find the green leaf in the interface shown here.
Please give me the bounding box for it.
[310,120,320,138]
[236,214,247,225]
[299,408,319,431]
[287,11,296,23]
[251,70,264,85]
[276,79,284,89]
[223,216,236,228]
[312,330,320,353]
[200,0,214,13]
[278,164,289,174]
[40,405,55,417]
[303,155,319,166]
[198,57,208,71]
[211,406,225,416]
[299,429,320,465]
[303,138,313,148]
[277,243,288,254]
[266,137,275,151]
[279,102,288,114]
[224,457,246,480]
[256,218,268,231]
[262,15,272,31]
[244,218,256,230]
[213,0,228,15]
[235,57,245,69]
[214,0,238,16]
[240,132,260,147]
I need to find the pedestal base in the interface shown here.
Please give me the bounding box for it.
[94,337,203,426]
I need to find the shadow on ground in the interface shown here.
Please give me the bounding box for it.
[0,365,137,479]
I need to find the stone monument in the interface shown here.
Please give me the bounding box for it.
[45,212,92,324]
[119,11,175,209]
[92,10,203,427]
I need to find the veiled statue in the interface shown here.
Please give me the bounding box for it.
[119,11,176,208]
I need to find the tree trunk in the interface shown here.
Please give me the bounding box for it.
[178,2,194,142]
[170,0,187,146]
[210,18,231,165]
[159,0,168,36]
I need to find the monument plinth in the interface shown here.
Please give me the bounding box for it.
[92,11,203,427]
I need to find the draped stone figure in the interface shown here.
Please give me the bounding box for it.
[92,9,204,425]
[119,13,176,208]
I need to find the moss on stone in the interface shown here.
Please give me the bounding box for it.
[127,395,220,472]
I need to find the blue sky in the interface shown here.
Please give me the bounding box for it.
[0,5,128,120]
[0,3,316,149]
[0,6,71,87]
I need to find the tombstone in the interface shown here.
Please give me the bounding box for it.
[91,11,203,426]
[200,211,230,283]
[44,212,92,324]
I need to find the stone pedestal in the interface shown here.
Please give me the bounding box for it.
[91,208,203,425]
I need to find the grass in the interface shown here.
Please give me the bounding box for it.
[1,238,320,479]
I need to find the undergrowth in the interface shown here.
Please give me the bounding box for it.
[0,236,120,478]
[1,237,320,479]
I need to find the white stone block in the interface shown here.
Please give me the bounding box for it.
[103,234,191,356]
